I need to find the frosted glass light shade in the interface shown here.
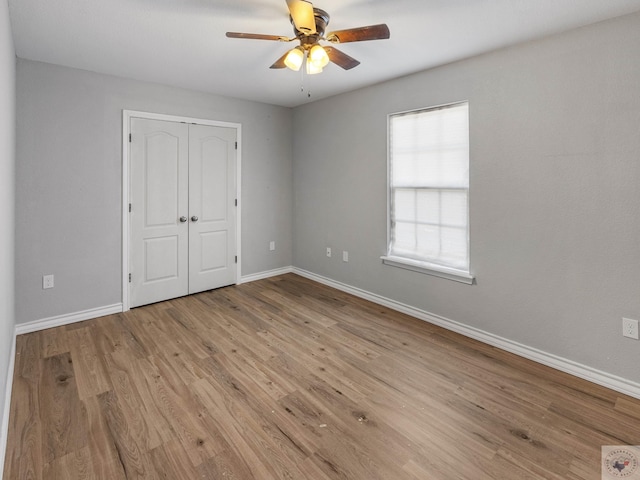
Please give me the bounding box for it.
[306,58,323,74]
[309,44,329,68]
[284,48,304,71]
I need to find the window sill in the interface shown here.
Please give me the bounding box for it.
[380,256,475,284]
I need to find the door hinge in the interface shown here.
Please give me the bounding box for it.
[235,141,237,150]
[129,133,132,143]
[128,203,132,213]
[129,273,132,283]
[234,199,237,207]
[235,256,238,264]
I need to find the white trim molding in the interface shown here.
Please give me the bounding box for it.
[239,266,294,284]
[292,268,640,400]
[15,304,123,335]
[381,255,474,284]
[122,110,242,312]
[0,334,16,480]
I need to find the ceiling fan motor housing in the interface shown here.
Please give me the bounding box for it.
[292,8,330,46]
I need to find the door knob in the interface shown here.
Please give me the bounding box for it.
[179,216,187,223]
[191,216,199,222]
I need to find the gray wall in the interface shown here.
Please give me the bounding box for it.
[293,12,640,382]
[16,59,293,324]
[0,0,16,452]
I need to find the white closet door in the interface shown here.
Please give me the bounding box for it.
[188,124,237,294]
[130,118,189,308]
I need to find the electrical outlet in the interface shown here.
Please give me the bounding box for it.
[326,247,332,258]
[623,318,639,340]
[43,274,54,289]
[269,241,275,251]
[342,251,349,262]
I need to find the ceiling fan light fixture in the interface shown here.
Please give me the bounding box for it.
[309,44,329,68]
[284,47,304,71]
[226,1,391,76]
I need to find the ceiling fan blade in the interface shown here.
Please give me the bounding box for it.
[270,51,289,69]
[286,0,316,35]
[325,46,360,70]
[326,24,390,43]
[226,32,290,41]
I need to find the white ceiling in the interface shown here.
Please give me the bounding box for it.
[8,0,640,107]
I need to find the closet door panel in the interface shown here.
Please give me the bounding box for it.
[130,118,189,308]
[188,124,237,294]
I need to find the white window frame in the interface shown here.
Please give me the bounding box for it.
[381,101,474,285]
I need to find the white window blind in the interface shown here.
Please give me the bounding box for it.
[388,102,470,273]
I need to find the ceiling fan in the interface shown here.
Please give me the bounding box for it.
[226,0,390,74]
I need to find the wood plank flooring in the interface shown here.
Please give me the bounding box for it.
[4,273,640,479]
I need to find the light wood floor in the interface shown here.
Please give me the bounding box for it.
[4,274,640,479]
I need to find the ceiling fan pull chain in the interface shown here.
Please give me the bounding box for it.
[305,65,312,98]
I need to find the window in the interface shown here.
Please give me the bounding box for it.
[382,101,473,284]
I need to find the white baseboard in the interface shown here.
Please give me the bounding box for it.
[292,268,640,400]
[239,266,293,285]
[15,304,123,335]
[0,333,16,480]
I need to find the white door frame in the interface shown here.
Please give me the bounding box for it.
[122,110,242,312]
